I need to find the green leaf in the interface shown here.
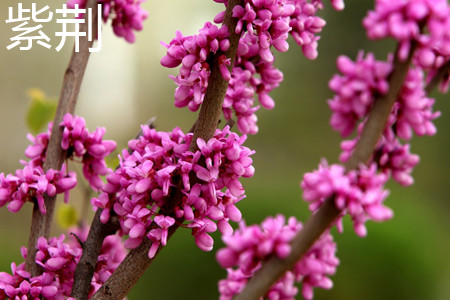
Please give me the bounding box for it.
[105,152,120,169]
[26,88,57,134]
[56,204,79,230]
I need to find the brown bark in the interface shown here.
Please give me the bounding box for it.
[26,0,99,276]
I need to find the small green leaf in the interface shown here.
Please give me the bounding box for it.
[105,152,120,169]
[26,88,57,134]
[56,204,78,230]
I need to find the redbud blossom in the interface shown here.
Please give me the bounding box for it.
[0,228,126,299]
[67,0,148,43]
[301,161,393,237]
[92,125,255,255]
[217,215,339,300]
[163,0,344,134]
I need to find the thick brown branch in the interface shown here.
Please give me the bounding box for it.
[235,45,417,300]
[91,221,180,300]
[91,1,245,299]
[26,0,99,276]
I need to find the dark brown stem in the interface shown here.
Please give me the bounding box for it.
[91,1,245,299]
[70,210,120,299]
[425,59,450,94]
[71,117,157,299]
[25,0,99,276]
[189,0,244,152]
[235,45,417,300]
[91,221,180,300]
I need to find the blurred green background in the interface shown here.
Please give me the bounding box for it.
[1,1,449,299]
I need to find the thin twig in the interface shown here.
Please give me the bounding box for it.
[25,0,99,276]
[234,44,417,300]
[425,59,450,94]
[91,1,245,299]
[225,118,236,129]
[70,232,86,249]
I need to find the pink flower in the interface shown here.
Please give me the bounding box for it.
[0,228,126,299]
[67,0,148,43]
[164,0,344,134]
[60,113,116,190]
[363,0,450,62]
[328,52,392,136]
[392,68,441,140]
[93,125,254,256]
[301,160,393,237]
[0,163,77,215]
[217,215,339,300]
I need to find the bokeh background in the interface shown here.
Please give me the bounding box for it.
[1,1,449,299]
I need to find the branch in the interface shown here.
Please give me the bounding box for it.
[70,210,120,299]
[26,0,99,276]
[234,44,417,300]
[189,0,243,152]
[71,117,157,300]
[425,59,450,94]
[91,1,245,299]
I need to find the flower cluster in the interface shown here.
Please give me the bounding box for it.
[325,44,441,189]
[223,33,284,134]
[391,67,441,140]
[331,59,439,188]
[67,0,148,43]
[0,113,115,215]
[340,126,420,187]
[307,0,448,240]
[92,125,255,255]
[0,229,126,299]
[301,161,392,237]
[161,22,231,111]
[216,215,339,300]
[363,0,450,91]
[337,66,440,188]
[0,163,76,215]
[59,114,116,189]
[25,113,116,190]
[328,52,392,137]
[162,0,344,134]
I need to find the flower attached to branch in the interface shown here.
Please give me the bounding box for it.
[92,125,255,255]
[163,0,344,134]
[0,228,126,299]
[67,0,148,43]
[301,161,392,237]
[216,215,339,300]
[0,113,115,214]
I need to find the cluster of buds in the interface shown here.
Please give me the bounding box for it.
[216,215,339,300]
[67,0,148,42]
[162,0,344,134]
[0,113,115,214]
[0,228,126,299]
[92,125,255,255]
